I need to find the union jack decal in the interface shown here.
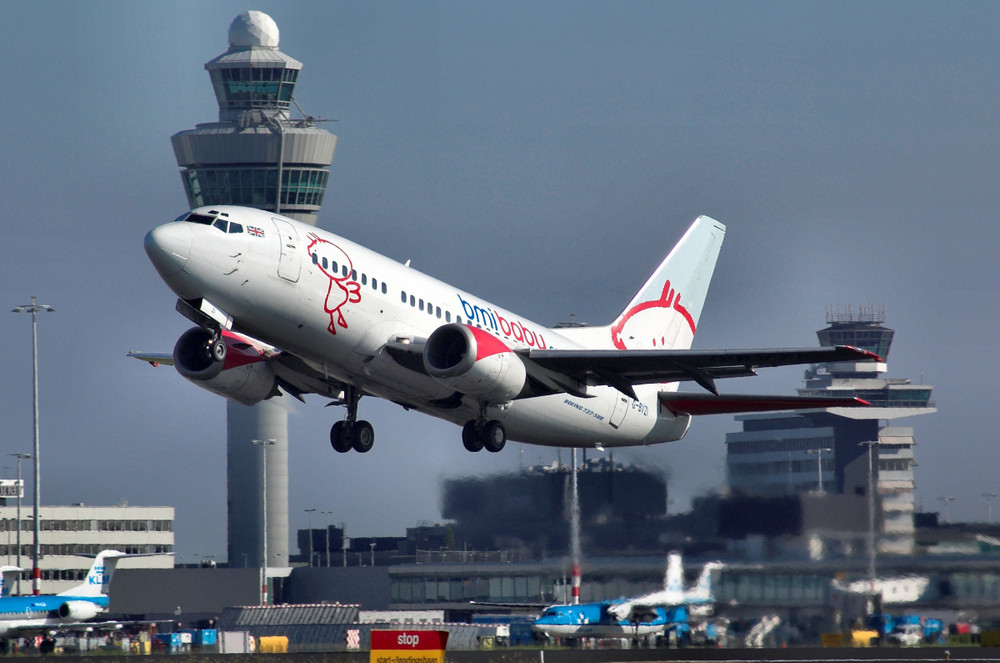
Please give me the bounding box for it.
[247,226,265,238]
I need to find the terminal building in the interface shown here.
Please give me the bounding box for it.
[0,504,174,594]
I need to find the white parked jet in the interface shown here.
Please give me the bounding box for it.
[136,206,874,453]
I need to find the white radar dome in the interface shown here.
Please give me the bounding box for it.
[228,11,280,49]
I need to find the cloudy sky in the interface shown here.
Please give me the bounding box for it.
[1,1,997,560]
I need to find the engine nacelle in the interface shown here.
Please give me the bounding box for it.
[57,600,101,621]
[423,324,527,402]
[172,327,278,406]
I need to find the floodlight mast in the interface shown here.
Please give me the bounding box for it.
[12,296,55,595]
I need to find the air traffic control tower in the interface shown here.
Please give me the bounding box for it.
[171,11,337,574]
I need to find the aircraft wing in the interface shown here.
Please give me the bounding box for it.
[523,345,880,399]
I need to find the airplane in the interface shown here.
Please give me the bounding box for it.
[532,601,688,640]
[532,554,721,640]
[136,206,877,453]
[0,550,163,642]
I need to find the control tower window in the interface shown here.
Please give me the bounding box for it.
[182,167,329,211]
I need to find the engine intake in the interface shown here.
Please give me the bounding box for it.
[57,600,100,621]
[423,324,527,402]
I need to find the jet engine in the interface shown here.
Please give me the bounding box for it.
[423,324,527,402]
[172,327,278,406]
[57,600,101,621]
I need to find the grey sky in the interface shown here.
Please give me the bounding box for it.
[0,1,997,559]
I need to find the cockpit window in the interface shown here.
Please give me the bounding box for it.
[183,213,216,225]
[228,222,244,234]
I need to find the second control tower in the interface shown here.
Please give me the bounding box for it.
[171,11,336,576]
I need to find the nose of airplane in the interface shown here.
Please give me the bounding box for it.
[144,223,192,277]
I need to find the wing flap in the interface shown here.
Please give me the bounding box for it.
[659,392,872,416]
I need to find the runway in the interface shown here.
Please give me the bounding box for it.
[8,649,1000,663]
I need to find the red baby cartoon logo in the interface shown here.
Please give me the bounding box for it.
[611,280,695,350]
[306,233,361,335]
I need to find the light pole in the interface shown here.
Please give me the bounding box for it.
[938,495,955,524]
[321,511,333,567]
[251,438,275,604]
[7,453,31,595]
[806,447,832,495]
[369,541,375,567]
[304,508,316,567]
[984,493,997,523]
[12,296,55,595]
[859,440,879,611]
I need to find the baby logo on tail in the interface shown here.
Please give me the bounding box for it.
[611,280,695,350]
[306,233,361,335]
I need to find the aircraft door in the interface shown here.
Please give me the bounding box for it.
[608,393,628,429]
[271,217,301,282]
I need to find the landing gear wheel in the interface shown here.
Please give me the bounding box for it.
[483,419,506,453]
[351,420,374,453]
[462,421,484,452]
[330,421,352,453]
[204,336,226,363]
[210,338,227,363]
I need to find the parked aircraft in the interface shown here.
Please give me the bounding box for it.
[533,554,722,639]
[532,601,688,640]
[137,207,875,453]
[0,550,163,641]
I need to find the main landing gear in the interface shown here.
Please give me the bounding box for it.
[330,387,374,453]
[462,405,507,453]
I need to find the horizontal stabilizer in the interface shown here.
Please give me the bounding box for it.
[659,392,871,416]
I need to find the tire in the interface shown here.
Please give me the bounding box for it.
[330,421,352,453]
[209,338,227,363]
[483,419,506,453]
[351,420,375,453]
[462,421,484,452]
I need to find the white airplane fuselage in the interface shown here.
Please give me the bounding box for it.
[145,206,691,449]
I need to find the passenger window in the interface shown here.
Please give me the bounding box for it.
[419,299,424,311]
[446,311,451,322]
[427,302,434,315]
[436,306,442,318]
[361,274,368,286]
[410,295,415,306]
[401,291,407,303]
[332,261,338,273]
[382,283,387,294]
[342,265,349,278]
[311,253,318,265]
[322,257,329,270]
[351,270,358,281]
[372,278,378,290]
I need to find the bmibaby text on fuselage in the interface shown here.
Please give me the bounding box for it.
[140,206,875,454]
